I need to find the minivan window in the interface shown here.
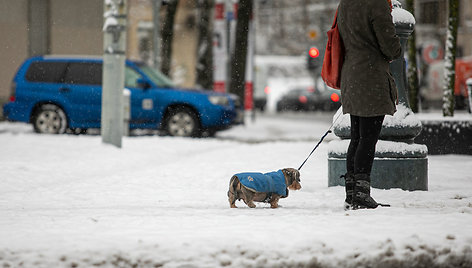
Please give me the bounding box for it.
[25,61,68,83]
[63,62,102,85]
[125,66,142,88]
[138,64,175,88]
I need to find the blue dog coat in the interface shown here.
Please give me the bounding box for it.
[235,170,288,197]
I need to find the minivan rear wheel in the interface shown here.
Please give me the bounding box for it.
[164,107,200,137]
[33,104,68,134]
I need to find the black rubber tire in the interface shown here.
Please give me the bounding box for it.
[32,104,68,134]
[164,107,201,137]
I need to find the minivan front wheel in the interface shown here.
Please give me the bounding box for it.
[164,107,200,137]
[33,104,68,134]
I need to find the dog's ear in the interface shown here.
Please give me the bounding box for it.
[283,168,300,182]
[292,169,300,182]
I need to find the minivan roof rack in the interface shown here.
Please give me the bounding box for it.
[43,55,103,60]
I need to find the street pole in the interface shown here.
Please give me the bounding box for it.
[467,78,472,113]
[102,0,127,148]
[152,0,162,69]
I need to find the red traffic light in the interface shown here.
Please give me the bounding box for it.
[308,47,320,58]
[330,92,340,102]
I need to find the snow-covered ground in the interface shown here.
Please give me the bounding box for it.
[1,112,471,268]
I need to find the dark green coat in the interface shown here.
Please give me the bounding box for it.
[338,0,402,117]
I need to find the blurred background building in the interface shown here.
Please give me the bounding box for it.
[1,0,471,110]
[416,0,472,57]
[0,0,198,106]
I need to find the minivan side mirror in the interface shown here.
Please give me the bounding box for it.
[137,78,151,89]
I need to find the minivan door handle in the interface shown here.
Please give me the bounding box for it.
[59,87,70,93]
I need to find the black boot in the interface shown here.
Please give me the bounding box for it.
[341,172,355,210]
[352,173,379,209]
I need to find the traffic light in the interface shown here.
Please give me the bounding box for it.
[307,46,321,71]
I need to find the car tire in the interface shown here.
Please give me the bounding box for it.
[33,104,68,134]
[202,129,217,137]
[164,107,200,137]
[71,128,88,135]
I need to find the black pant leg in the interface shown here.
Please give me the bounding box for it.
[354,115,385,175]
[346,115,360,174]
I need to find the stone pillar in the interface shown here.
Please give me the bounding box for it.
[327,3,428,191]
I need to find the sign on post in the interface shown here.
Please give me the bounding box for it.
[213,0,227,93]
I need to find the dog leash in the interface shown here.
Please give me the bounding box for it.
[297,112,343,171]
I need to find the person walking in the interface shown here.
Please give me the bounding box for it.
[337,0,402,210]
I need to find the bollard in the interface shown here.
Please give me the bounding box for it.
[327,3,428,191]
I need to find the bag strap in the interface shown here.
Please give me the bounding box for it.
[331,8,338,29]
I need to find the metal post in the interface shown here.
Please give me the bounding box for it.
[467,78,472,114]
[152,0,162,69]
[102,0,127,148]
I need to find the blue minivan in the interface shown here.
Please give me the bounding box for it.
[3,55,242,137]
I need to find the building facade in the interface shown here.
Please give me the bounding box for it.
[0,0,198,107]
[0,0,104,104]
[1,0,471,110]
[415,0,472,59]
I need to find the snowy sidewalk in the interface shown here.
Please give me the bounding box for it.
[0,114,471,267]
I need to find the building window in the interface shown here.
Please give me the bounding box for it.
[419,1,440,24]
[418,0,462,27]
[420,0,441,25]
[137,21,153,65]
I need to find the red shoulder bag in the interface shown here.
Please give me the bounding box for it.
[321,8,344,90]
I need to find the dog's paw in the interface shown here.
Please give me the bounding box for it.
[247,202,256,208]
